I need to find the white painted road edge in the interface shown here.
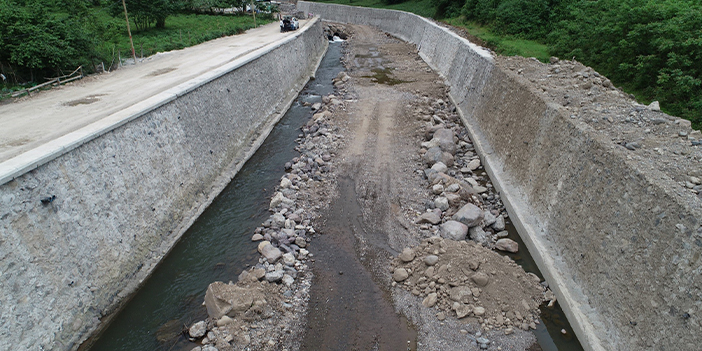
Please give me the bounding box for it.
[0,19,319,187]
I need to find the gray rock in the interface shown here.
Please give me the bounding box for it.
[432,184,444,195]
[495,238,519,253]
[455,303,472,319]
[467,159,481,170]
[469,226,488,245]
[431,162,448,174]
[261,244,282,263]
[434,197,449,211]
[472,272,489,287]
[625,142,641,150]
[483,211,496,227]
[189,321,207,338]
[201,345,218,351]
[450,286,473,302]
[495,230,509,238]
[311,102,322,111]
[453,203,484,227]
[422,293,438,307]
[423,146,454,167]
[251,233,264,241]
[204,281,264,319]
[492,215,506,231]
[269,192,294,209]
[420,254,438,266]
[265,270,284,283]
[393,268,409,282]
[282,274,295,287]
[295,236,307,248]
[445,183,460,193]
[649,101,660,111]
[431,128,456,154]
[416,209,442,225]
[282,252,296,266]
[399,248,416,262]
[270,213,286,228]
[440,220,468,241]
[472,186,488,193]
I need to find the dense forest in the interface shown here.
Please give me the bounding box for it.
[0,0,268,86]
[433,0,701,127]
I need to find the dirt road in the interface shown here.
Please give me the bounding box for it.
[0,20,310,163]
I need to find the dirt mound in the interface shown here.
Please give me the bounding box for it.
[392,237,547,333]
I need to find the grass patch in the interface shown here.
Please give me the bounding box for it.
[442,18,550,62]
[91,11,273,67]
[311,0,435,18]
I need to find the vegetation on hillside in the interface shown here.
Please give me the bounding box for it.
[0,0,272,90]
[313,0,702,128]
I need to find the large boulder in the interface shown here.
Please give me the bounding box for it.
[204,282,264,319]
[440,220,468,241]
[495,238,519,253]
[431,128,456,155]
[452,203,484,227]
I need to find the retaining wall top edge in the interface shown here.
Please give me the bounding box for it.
[0,17,320,188]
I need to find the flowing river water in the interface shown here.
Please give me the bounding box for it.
[87,41,581,351]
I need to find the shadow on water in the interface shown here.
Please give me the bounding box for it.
[87,42,345,351]
[475,171,584,351]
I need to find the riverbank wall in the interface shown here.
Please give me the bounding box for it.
[0,18,327,350]
[297,2,702,350]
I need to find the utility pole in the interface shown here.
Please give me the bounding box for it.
[121,0,137,64]
[251,0,256,27]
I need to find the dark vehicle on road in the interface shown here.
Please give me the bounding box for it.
[280,16,299,32]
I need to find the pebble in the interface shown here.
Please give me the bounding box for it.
[399,248,416,262]
[434,197,450,211]
[393,268,409,282]
[432,184,444,195]
[471,272,490,287]
[424,255,439,266]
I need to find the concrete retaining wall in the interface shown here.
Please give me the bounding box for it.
[298,2,702,350]
[0,19,327,350]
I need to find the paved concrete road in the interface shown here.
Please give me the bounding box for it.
[0,20,310,163]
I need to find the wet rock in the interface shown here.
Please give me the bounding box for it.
[204,282,264,319]
[399,248,416,262]
[453,203,484,227]
[189,321,207,338]
[424,255,439,266]
[422,293,438,307]
[416,209,442,225]
[440,220,468,241]
[472,272,490,287]
[393,268,409,282]
[495,238,519,253]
